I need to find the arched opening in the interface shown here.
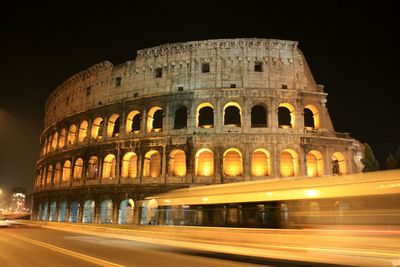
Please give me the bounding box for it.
[57,200,67,222]
[141,199,158,225]
[251,105,267,127]
[197,103,214,128]
[102,154,116,180]
[332,152,347,175]
[62,160,71,182]
[252,149,271,176]
[49,201,57,221]
[36,203,42,220]
[67,124,77,145]
[59,129,66,148]
[121,152,137,178]
[118,199,134,224]
[69,201,79,222]
[147,107,163,133]
[174,106,187,129]
[42,139,47,155]
[78,120,88,142]
[46,165,53,184]
[107,114,120,138]
[73,158,83,180]
[304,104,320,129]
[306,150,324,177]
[223,102,241,126]
[223,148,243,177]
[82,200,95,223]
[54,163,61,185]
[41,167,46,187]
[278,103,295,128]
[126,110,141,134]
[46,136,52,153]
[100,199,113,224]
[195,148,214,176]
[91,117,104,140]
[42,202,48,221]
[168,149,186,176]
[143,150,161,177]
[280,149,298,177]
[52,132,59,150]
[86,156,99,180]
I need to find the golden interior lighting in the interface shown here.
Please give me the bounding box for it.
[280,149,298,177]
[102,154,116,179]
[67,124,77,145]
[195,148,214,176]
[223,148,242,177]
[147,106,162,133]
[126,110,140,134]
[86,156,99,179]
[62,160,71,182]
[107,113,120,138]
[122,152,137,178]
[46,165,53,184]
[54,163,61,184]
[59,129,66,148]
[252,149,270,176]
[78,120,88,143]
[169,149,186,177]
[51,132,58,150]
[306,150,324,177]
[278,103,296,128]
[332,152,347,175]
[73,158,84,180]
[143,150,161,177]
[304,104,320,129]
[91,117,104,139]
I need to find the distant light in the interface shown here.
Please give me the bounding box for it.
[306,189,319,197]
[202,197,208,201]
[164,199,171,203]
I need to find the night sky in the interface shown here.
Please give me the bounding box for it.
[0,1,399,197]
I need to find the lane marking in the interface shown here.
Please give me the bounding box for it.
[4,232,125,267]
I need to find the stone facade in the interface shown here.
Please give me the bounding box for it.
[32,38,363,224]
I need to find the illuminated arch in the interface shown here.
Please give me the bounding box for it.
[91,117,104,140]
[62,160,71,182]
[223,102,242,126]
[280,149,298,177]
[304,104,320,129]
[168,149,186,177]
[118,199,135,224]
[251,105,267,127]
[100,199,113,224]
[42,139,47,155]
[46,136,52,153]
[54,163,61,185]
[251,149,271,176]
[306,150,324,177]
[196,102,214,128]
[67,124,77,145]
[46,165,53,184]
[86,156,99,179]
[78,120,88,143]
[195,148,214,176]
[73,158,83,180]
[332,152,347,175]
[223,148,243,177]
[126,110,141,134]
[102,154,116,179]
[107,113,120,138]
[59,128,66,148]
[82,200,95,223]
[278,103,295,128]
[143,150,161,177]
[52,132,59,150]
[121,152,137,178]
[147,106,163,133]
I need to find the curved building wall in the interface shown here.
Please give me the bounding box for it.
[33,38,363,225]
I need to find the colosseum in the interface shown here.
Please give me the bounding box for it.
[33,38,363,225]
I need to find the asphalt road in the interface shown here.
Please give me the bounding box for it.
[0,224,274,267]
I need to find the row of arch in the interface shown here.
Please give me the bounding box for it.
[41,102,321,156]
[36,148,347,188]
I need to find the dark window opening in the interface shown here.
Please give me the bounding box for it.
[278,107,292,128]
[230,84,236,88]
[98,101,102,105]
[304,108,315,128]
[178,87,184,92]
[254,62,263,72]
[224,106,241,126]
[112,117,121,137]
[134,93,139,97]
[153,110,163,130]
[115,77,122,87]
[251,105,267,127]
[174,107,187,129]
[66,97,70,106]
[131,114,141,132]
[282,84,288,89]
[201,63,210,73]
[198,107,214,128]
[332,160,339,175]
[155,67,162,78]
[86,86,91,96]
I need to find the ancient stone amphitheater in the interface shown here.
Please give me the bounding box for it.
[33,38,363,224]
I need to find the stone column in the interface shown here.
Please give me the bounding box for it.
[161,145,167,182]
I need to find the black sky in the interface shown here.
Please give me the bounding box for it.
[0,1,399,197]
